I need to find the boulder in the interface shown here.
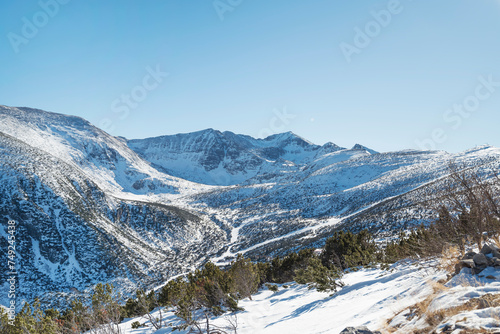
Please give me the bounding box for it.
[480,244,493,255]
[460,259,476,268]
[454,246,500,276]
[339,326,381,334]
[462,252,476,260]
[473,253,488,267]
[441,324,454,333]
[492,249,500,259]
[455,260,474,274]
[473,267,486,275]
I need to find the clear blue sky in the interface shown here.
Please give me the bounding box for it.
[1,0,500,153]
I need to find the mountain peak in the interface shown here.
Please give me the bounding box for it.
[263,131,314,146]
[317,142,344,154]
[195,128,223,137]
[351,144,378,154]
[322,142,342,149]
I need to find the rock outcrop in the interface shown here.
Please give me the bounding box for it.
[455,243,500,275]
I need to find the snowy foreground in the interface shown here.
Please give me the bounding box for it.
[118,261,500,334]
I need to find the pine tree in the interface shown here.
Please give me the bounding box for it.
[295,257,344,293]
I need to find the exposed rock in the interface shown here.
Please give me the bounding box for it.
[492,249,500,259]
[462,252,476,260]
[455,259,476,274]
[473,253,488,267]
[128,129,336,186]
[339,327,381,334]
[480,244,493,255]
[473,267,486,275]
[455,247,500,276]
[441,324,454,333]
[461,259,476,268]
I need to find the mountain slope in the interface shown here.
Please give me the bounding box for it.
[0,105,499,307]
[193,146,500,261]
[0,106,207,195]
[0,107,226,306]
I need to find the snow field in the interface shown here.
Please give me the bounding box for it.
[118,262,447,334]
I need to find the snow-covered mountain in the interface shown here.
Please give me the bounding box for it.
[196,146,500,262]
[1,105,500,306]
[0,106,209,195]
[0,106,224,306]
[0,129,225,304]
[128,129,345,185]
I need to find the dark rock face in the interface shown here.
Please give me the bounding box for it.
[473,253,488,267]
[481,244,493,255]
[492,248,500,259]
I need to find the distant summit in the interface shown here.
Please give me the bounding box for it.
[128,129,331,185]
[351,143,378,155]
[127,128,372,185]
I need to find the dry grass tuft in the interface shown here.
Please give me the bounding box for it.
[438,244,462,274]
[381,283,500,333]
